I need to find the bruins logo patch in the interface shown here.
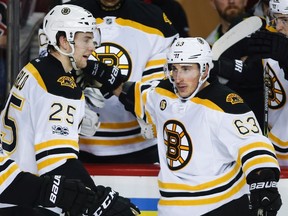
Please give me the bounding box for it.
[163,120,192,171]
[57,76,76,89]
[226,93,244,105]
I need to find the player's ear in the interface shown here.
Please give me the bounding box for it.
[58,35,69,50]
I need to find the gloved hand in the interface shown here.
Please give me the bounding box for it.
[85,186,141,216]
[84,87,105,109]
[210,58,244,84]
[247,30,288,74]
[137,118,156,140]
[38,175,94,216]
[247,169,282,216]
[74,61,124,98]
[80,103,100,136]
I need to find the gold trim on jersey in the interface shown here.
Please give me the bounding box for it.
[80,135,146,146]
[160,179,246,206]
[0,158,19,186]
[155,88,178,99]
[141,72,165,83]
[35,139,79,152]
[159,163,242,192]
[37,155,77,171]
[159,177,247,206]
[268,132,288,160]
[25,63,47,92]
[192,97,224,112]
[269,131,288,148]
[99,120,139,129]
[145,59,167,69]
[160,182,246,206]
[238,142,279,173]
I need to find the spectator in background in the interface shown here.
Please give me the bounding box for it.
[65,0,178,164]
[0,0,7,110]
[206,0,266,133]
[142,0,190,37]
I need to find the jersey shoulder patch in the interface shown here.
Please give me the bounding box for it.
[197,82,251,114]
[29,56,83,100]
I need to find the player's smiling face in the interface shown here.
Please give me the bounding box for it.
[73,32,95,69]
[171,63,201,98]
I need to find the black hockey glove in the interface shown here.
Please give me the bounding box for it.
[38,175,95,216]
[247,30,288,79]
[247,169,282,216]
[210,58,243,83]
[74,60,124,98]
[85,186,141,216]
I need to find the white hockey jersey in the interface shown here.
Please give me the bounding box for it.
[129,80,279,215]
[73,0,179,156]
[0,55,84,176]
[263,59,288,166]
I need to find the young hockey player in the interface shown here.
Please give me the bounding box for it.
[112,37,282,215]
[0,4,139,216]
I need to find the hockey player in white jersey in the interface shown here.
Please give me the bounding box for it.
[111,37,282,215]
[0,4,139,216]
[246,0,288,167]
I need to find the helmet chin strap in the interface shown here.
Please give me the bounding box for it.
[54,43,79,71]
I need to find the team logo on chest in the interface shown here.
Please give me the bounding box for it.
[163,120,192,170]
[94,42,132,81]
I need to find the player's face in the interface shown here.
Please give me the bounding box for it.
[211,0,248,23]
[73,32,96,69]
[272,13,288,36]
[171,63,201,98]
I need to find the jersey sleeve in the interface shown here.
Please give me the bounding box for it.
[217,110,280,177]
[0,150,43,207]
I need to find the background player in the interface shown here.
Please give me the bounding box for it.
[65,0,178,163]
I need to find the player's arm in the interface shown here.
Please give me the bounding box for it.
[44,158,140,216]
[219,109,282,216]
[0,154,94,215]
